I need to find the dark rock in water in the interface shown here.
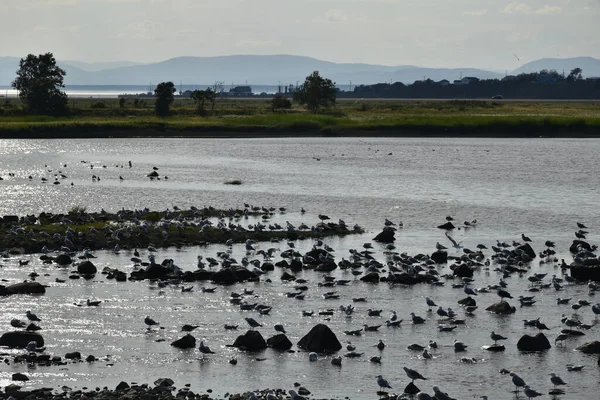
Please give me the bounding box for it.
[280,272,296,281]
[517,333,551,351]
[360,272,380,283]
[576,341,600,354]
[437,222,455,230]
[452,263,474,278]
[171,334,196,349]
[212,267,257,284]
[55,254,73,265]
[65,352,81,360]
[77,261,97,274]
[4,282,46,295]
[458,297,477,307]
[147,171,159,178]
[261,263,275,272]
[483,344,506,352]
[85,355,96,362]
[190,269,213,281]
[116,381,130,391]
[267,334,293,351]
[12,373,29,381]
[404,382,420,395]
[289,259,303,272]
[571,264,600,282]
[517,243,536,259]
[431,251,448,264]
[373,230,395,243]
[387,272,436,285]
[154,378,174,387]
[0,331,44,348]
[315,261,337,272]
[232,330,267,351]
[297,324,341,353]
[486,301,516,314]
[26,323,42,331]
[297,387,311,396]
[145,263,177,279]
[570,240,592,253]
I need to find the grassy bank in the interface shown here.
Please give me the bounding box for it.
[1,98,600,138]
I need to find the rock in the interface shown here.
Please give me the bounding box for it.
[5,282,46,295]
[77,261,97,274]
[297,324,342,353]
[212,267,257,284]
[576,341,600,354]
[431,251,448,264]
[289,259,303,272]
[65,352,81,360]
[486,301,516,314]
[85,355,96,362]
[437,222,455,230]
[116,381,130,391]
[12,373,29,381]
[517,333,551,351]
[297,387,311,396]
[516,243,536,259]
[154,378,174,387]
[404,382,420,395]
[373,230,395,243]
[360,272,380,283]
[261,263,275,272]
[55,254,73,265]
[315,261,337,272]
[145,263,176,279]
[570,240,592,253]
[232,330,267,351]
[571,264,600,282]
[0,331,44,348]
[452,263,474,278]
[267,334,293,351]
[147,171,159,178]
[280,272,296,281]
[171,334,196,349]
[483,344,506,352]
[458,297,477,307]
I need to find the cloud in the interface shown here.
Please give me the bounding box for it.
[501,2,532,14]
[236,39,282,48]
[325,9,348,22]
[463,9,487,16]
[535,5,561,14]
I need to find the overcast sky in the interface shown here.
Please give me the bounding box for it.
[1,0,598,69]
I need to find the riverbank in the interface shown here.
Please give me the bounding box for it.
[1,99,599,138]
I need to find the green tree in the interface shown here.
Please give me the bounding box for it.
[11,52,68,115]
[567,67,583,82]
[191,88,216,114]
[154,81,176,117]
[293,71,337,113]
[271,94,292,111]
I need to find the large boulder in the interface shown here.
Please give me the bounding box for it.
[77,261,97,275]
[212,267,257,284]
[486,301,516,314]
[570,240,592,253]
[145,263,175,279]
[55,254,73,265]
[430,251,448,264]
[267,334,293,351]
[315,261,337,272]
[571,264,600,282]
[404,382,420,395]
[517,243,536,259]
[576,341,600,354]
[5,282,46,295]
[373,230,395,243]
[452,263,473,278]
[232,330,267,351]
[517,333,551,351]
[0,331,44,348]
[360,272,380,283]
[171,334,196,349]
[297,324,341,353]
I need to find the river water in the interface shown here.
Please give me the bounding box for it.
[0,137,598,399]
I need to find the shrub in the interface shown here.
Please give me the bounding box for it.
[271,95,292,111]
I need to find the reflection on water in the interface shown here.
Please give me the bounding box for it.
[0,138,599,399]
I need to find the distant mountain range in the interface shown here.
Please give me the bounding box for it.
[1,55,599,87]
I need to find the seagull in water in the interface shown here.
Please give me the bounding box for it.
[26,311,41,322]
[144,316,159,329]
[403,366,428,382]
[523,385,543,399]
[245,317,262,329]
[199,340,215,354]
[376,375,392,391]
[549,373,567,390]
[509,372,526,392]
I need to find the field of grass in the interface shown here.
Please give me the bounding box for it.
[1,97,599,137]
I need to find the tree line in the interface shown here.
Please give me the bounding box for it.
[346,68,600,99]
[9,53,337,116]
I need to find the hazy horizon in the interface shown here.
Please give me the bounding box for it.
[1,0,598,71]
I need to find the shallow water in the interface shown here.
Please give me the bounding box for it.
[0,137,599,399]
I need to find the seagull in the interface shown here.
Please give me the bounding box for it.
[86,299,101,306]
[549,373,566,390]
[26,311,41,322]
[181,324,200,332]
[199,340,215,354]
[490,331,507,345]
[464,285,478,296]
[445,232,465,249]
[432,386,453,400]
[376,375,392,391]
[403,366,428,382]
[510,372,526,392]
[11,319,27,328]
[425,297,437,310]
[523,385,543,399]
[289,390,307,400]
[144,316,159,328]
[274,324,286,334]
[410,312,426,324]
[245,317,262,329]
[521,234,532,242]
[416,393,433,400]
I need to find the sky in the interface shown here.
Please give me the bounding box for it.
[1,0,598,69]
